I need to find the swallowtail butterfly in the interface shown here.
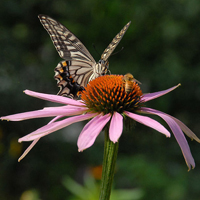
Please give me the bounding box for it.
[38,15,131,99]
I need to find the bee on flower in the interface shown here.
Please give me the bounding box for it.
[122,73,141,93]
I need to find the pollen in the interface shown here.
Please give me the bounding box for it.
[81,75,143,114]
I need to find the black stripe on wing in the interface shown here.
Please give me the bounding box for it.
[38,14,96,63]
[101,21,131,61]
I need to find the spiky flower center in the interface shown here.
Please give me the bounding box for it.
[81,75,143,114]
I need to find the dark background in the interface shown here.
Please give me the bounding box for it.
[1,0,200,199]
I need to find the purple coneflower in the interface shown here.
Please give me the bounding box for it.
[1,75,199,170]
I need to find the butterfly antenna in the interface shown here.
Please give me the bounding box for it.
[92,43,101,56]
[111,47,124,56]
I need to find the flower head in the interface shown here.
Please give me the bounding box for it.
[1,75,199,170]
[81,75,142,114]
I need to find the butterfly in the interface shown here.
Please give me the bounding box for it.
[38,14,131,99]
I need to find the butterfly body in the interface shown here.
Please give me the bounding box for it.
[38,15,131,99]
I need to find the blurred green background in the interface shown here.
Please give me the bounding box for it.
[1,0,200,199]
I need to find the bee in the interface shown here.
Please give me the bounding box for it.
[122,73,141,93]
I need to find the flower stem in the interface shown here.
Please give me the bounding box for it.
[99,125,119,200]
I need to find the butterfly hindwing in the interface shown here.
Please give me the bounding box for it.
[54,61,87,99]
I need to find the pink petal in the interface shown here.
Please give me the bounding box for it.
[18,115,63,162]
[19,113,96,142]
[169,116,200,143]
[78,114,102,135]
[141,84,181,103]
[18,116,65,162]
[124,111,170,137]
[140,107,195,170]
[109,112,123,143]
[78,113,111,152]
[18,138,40,162]
[1,106,88,121]
[24,90,85,106]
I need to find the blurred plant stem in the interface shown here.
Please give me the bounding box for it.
[99,125,119,200]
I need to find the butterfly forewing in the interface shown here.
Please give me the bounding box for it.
[101,21,131,62]
[38,14,95,63]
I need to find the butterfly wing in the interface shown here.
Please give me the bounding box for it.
[38,14,95,62]
[38,14,96,98]
[54,60,94,98]
[101,21,131,62]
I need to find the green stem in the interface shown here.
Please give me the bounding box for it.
[99,125,119,200]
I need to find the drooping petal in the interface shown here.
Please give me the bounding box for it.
[78,113,111,152]
[109,112,123,143]
[140,107,195,170]
[18,138,40,162]
[78,114,102,136]
[18,115,63,162]
[24,90,85,106]
[1,106,88,121]
[141,84,181,103]
[19,113,97,142]
[124,111,170,137]
[169,115,200,143]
